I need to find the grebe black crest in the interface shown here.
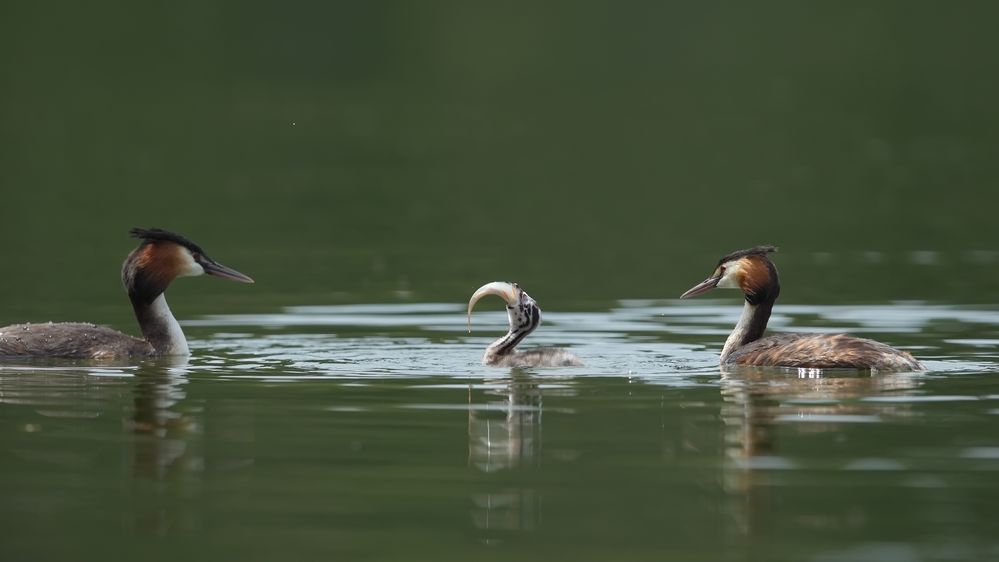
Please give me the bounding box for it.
[680,246,923,371]
[0,228,254,360]
[467,281,582,368]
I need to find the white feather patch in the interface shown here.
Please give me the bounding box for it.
[716,260,743,289]
[176,248,205,278]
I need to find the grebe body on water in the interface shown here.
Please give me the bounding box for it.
[680,246,923,371]
[0,228,253,360]
[467,282,582,368]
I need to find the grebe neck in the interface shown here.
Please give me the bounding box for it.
[483,304,539,363]
[484,327,530,361]
[131,294,189,355]
[720,300,774,362]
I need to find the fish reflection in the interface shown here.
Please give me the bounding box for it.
[468,372,545,536]
[719,366,920,539]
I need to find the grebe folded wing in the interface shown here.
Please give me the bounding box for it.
[726,333,923,370]
[0,323,151,360]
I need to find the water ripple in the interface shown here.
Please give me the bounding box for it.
[173,301,999,383]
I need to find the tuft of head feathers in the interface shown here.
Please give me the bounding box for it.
[716,245,777,267]
[129,228,206,256]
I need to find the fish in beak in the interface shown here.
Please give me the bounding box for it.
[467,281,519,332]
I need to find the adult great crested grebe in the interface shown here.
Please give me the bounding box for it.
[467,281,582,368]
[680,246,923,371]
[0,228,253,360]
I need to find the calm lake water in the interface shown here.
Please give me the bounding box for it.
[4,2,999,561]
[2,292,998,561]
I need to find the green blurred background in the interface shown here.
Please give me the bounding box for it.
[2,2,998,324]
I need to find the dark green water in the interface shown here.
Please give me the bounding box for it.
[3,3,999,561]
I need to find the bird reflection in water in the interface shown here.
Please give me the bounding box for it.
[719,365,920,542]
[129,359,256,537]
[468,372,545,539]
[130,359,196,478]
[127,358,202,536]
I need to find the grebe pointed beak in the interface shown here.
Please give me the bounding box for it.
[467,281,518,333]
[201,259,255,284]
[680,275,721,299]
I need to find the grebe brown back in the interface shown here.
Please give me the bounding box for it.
[467,281,582,368]
[679,246,923,371]
[0,228,253,360]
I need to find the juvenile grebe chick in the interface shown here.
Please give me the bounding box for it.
[0,228,253,360]
[680,246,923,371]
[467,281,582,368]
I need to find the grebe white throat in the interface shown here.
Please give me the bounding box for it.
[721,301,755,363]
[143,295,189,356]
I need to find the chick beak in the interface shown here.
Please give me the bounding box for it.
[467,281,518,333]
